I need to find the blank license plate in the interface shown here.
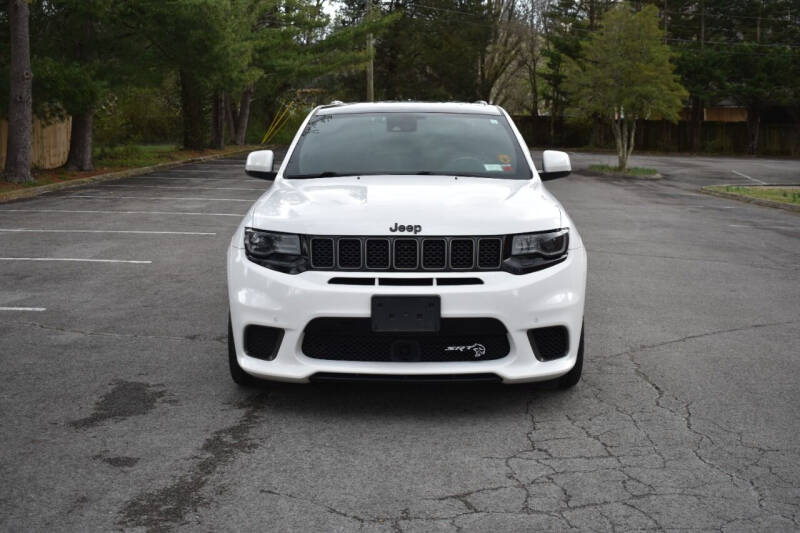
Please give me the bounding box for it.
[371,296,441,333]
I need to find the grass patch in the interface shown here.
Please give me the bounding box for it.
[0,167,111,194]
[707,185,800,206]
[94,143,260,168]
[589,164,659,176]
[0,144,258,196]
[93,143,180,168]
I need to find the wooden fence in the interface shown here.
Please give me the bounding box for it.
[512,116,800,156]
[0,117,72,170]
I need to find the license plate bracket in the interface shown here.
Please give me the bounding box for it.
[371,296,441,333]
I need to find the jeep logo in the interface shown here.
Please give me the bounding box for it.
[389,223,422,234]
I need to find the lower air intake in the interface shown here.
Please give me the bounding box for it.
[244,325,284,361]
[527,326,569,361]
[302,318,509,362]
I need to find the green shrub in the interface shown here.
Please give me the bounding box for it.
[94,81,182,148]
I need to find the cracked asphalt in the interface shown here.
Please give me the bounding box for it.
[1,153,798,532]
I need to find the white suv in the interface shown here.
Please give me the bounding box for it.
[227,102,587,387]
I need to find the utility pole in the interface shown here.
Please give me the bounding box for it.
[365,0,374,102]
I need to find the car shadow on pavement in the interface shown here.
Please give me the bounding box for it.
[242,379,567,420]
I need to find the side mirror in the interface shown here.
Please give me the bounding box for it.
[540,150,571,181]
[245,150,277,180]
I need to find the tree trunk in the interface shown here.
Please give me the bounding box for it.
[611,116,624,170]
[4,0,33,184]
[689,97,703,152]
[223,93,236,145]
[746,107,761,155]
[626,119,637,166]
[611,116,636,172]
[527,50,539,116]
[588,115,603,148]
[618,150,628,172]
[619,119,629,171]
[234,86,253,146]
[180,70,207,150]
[65,112,94,171]
[554,104,564,146]
[211,92,224,150]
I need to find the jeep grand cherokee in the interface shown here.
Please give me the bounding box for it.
[227,102,587,387]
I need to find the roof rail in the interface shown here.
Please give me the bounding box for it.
[473,100,488,105]
[329,100,344,106]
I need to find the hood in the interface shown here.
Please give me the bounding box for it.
[249,175,561,236]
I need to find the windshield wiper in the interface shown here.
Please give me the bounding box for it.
[284,171,353,179]
[286,171,493,178]
[415,171,490,177]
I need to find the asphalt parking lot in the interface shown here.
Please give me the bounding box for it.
[1,154,798,531]
[568,151,800,187]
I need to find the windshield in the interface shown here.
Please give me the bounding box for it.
[283,112,532,180]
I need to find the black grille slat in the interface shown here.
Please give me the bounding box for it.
[307,235,507,272]
[394,239,419,269]
[310,238,334,268]
[303,318,509,362]
[478,238,502,269]
[378,277,434,286]
[422,239,447,269]
[365,239,390,269]
[450,239,474,269]
[338,239,362,269]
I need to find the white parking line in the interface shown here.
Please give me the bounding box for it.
[732,170,767,185]
[130,176,258,182]
[162,169,241,173]
[68,195,253,202]
[574,205,738,210]
[0,257,151,264]
[728,224,798,230]
[95,184,265,191]
[0,209,243,217]
[0,229,216,235]
[0,307,46,312]
[184,164,244,168]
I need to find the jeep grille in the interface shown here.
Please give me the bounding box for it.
[308,236,505,272]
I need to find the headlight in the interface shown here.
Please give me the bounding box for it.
[511,229,568,258]
[503,229,569,274]
[244,228,306,274]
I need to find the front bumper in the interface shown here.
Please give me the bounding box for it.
[227,245,587,383]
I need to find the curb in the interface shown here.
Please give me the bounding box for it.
[0,148,254,204]
[577,170,663,180]
[700,187,800,214]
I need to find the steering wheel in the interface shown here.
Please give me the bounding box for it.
[446,155,485,174]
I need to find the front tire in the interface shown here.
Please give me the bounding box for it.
[557,324,584,389]
[228,314,259,387]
